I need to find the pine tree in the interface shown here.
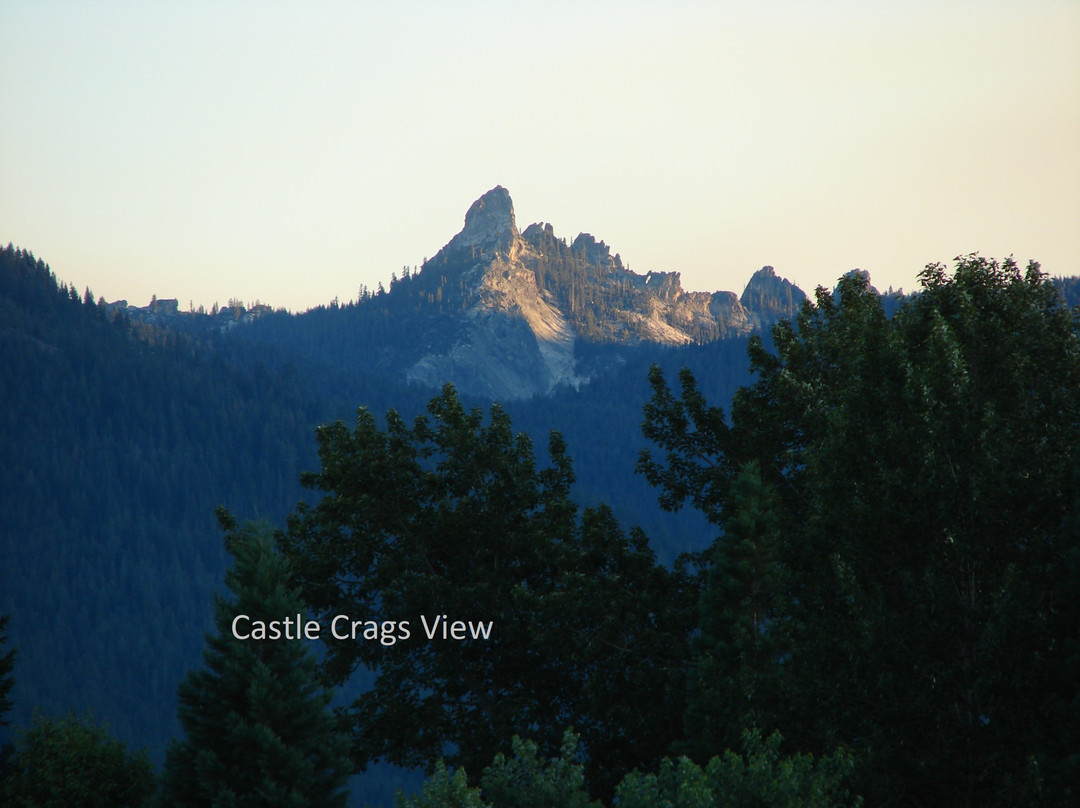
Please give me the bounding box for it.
[160,512,350,807]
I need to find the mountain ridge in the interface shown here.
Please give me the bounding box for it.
[382,186,805,398]
[89,187,809,400]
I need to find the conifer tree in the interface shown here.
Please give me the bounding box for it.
[160,512,350,808]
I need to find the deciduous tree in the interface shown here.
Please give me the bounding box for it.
[280,385,693,798]
[1,712,155,808]
[640,256,1080,806]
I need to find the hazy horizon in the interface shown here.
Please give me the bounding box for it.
[3,0,1078,312]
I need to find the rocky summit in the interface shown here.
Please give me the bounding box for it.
[398,186,804,399]
[98,186,808,402]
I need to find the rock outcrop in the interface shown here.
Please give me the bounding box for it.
[406,187,582,399]
[443,185,520,258]
[740,265,806,330]
[400,187,799,400]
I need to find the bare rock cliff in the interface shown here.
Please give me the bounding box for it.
[402,186,799,400]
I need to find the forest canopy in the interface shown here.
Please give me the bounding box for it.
[4,246,1079,806]
[278,386,694,798]
[639,255,1080,807]
[276,255,1080,807]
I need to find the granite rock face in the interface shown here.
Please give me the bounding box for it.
[406,187,581,399]
[401,187,802,400]
[100,187,810,401]
[107,187,809,401]
[740,265,807,331]
[444,185,520,258]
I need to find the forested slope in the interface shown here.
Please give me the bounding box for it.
[6,243,1075,805]
[0,245,742,803]
[0,245,322,754]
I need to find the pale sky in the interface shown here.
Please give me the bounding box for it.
[2,0,1078,312]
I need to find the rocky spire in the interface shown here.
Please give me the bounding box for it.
[444,186,519,257]
[740,265,807,329]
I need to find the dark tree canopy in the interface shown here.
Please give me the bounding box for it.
[161,515,351,808]
[0,615,14,782]
[0,712,156,808]
[639,256,1080,807]
[0,616,14,729]
[280,385,694,798]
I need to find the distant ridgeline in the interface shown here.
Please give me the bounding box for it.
[107,188,808,401]
[0,244,321,768]
[1,212,1076,805]
[241,187,812,401]
[108,188,1080,403]
[100,294,275,331]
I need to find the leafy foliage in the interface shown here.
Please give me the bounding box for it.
[280,385,694,797]
[160,515,351,808]
[680,461,788,758]
[393,730,600,808]
[479,730,600,808]
[397,729,856,808]
[616,730,860,808]
[0,712,156,808]
[394,761,486,808]
[639,256,1080,806]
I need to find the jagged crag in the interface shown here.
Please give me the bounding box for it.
[238,186,805,400]
[393,186,807,398]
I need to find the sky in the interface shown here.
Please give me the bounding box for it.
[2,0,1078,313]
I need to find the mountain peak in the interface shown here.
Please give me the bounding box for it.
[401,190,810,399]
[445,185,519,256]
[741,265,806,329]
